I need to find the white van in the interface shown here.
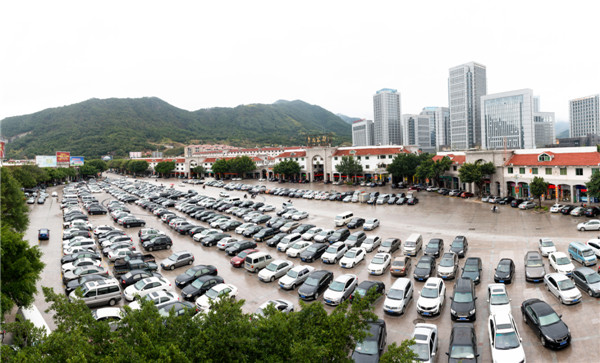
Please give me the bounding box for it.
[69,278,122,307]
[224,197,241,204]
[403,233,423,256]
[244,252,274,273]
[17,304,52,337]
[334,211,354,227]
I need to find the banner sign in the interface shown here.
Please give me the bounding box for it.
[36,155,57,168]
[70,156,84,166]
[56,151,70,163]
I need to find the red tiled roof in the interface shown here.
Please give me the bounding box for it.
[333,147,410,157]
[505,151,600,166]
[275,151,307,158]
[433,154,466,165]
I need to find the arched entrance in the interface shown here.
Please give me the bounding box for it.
[558,184,571,203]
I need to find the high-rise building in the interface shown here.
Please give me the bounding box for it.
[533,96,540,112]
[402,114,433,151]
[373,88,402,145]
[481,89,535,150]
[420,107,450,151]
[569,94,600,138]
[534,112,556,147]
[448,62,487,150]
[351,119,374,146]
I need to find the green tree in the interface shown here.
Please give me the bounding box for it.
[78,163,98,177]
[164,146,185,157]
[1,225,45,320]
[154,161,176,178]
[1,168,29,232]
[211,159,231,179]
[386,153,420,183]
[127,160,149,176]
[10,166,39,188]
[230,156,257,178]
[273,160,301,180]
[335,155,363,181]
[380,339,418,363]
[458,160,496,196]
[530,176,550,207]
[192,165,205,178]
[415,156,452,186]
[586,170,600,203]
[85,159,108,173]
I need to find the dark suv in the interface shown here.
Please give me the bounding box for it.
[510,199,524,208]
[142,235,173,252]
[328,228,350,244]
[450,278,476,321]
[449,236,468,258]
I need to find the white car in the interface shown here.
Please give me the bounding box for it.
[323,274,358,306]
[123,277,172,302]
[313,229,335,243]
[367,253,391,275]
[219,191,229,198]
[192,228,220,242]
[577,219,600,231]
[128,290,180,310]
[411,323,438,363]
[277,233,302,252]
[339,247,366,269]
[487,283,512,316]
[383,278,413,315]
[518,201,536,210]
[416,277,446,317]
[93,225,114,236]
[258,204,275,212]
[195,283,238,312]
[286,241,313,258]
[235,223,256,234]
[363,218,380,231]
[107,247,136,262]
[61,258,102,273]
[587,239,600,258]
[302,227,323,241]
[278,265,315,290]
[292,211,309,221]
[549,203,564,213]
[216,237,238,250]
[548,252,575,276]
[544,273,582,305]
[362,236,382,252]
[538,238,557,257]
[258,260,294,282]
[321,242,347,264]
[488,313,526,363]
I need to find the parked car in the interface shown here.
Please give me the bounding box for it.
[195,283,238,312]
[339,247,366,269]
[351,320,387,362]
[560,205,575,215]
[367,253,391,275]
[538,238,557,257]
[570,206,585,216]
[572,267,600,297]
[416,277,446,317]
[494,258,515,284]
[383,278,413,315]
[549,203,564,213]
[390,256,411,277]
[461,257,482,284]
[362,236,382,253]
[544,273,582,305]
[258,260,294,282]
[352,280,385,302]
[519,201,536,210]
[123,277,172,302]
[410,323,438,363]
[142,235,173,252]
[346,217,365,229]
[438,252,459,280]
[180,275,225,302]
[278,265,315,290]
[323,274,357,306]
[487,283,511,316]
[510,199,525,208]
[226,240,258,256]
[447,323,478,363]
[254,299,294,316]
[38,228,50,240]
[548,252,575,276]
[119,269,162,288]
[298,270,334,301]
[378,237,401,254]
[577,219,600,231]
[487,313,526,363]
[321,242,347,264]
[449,236,468,258]
[413,256,436,281]
[299,243,328,263]
[424,238,443,258]
[230,249,259,268]
[449,278,477,321]
[524,251,546,282]
[521,298,571,349]
[174,265,218,288]
[363,218,380,231]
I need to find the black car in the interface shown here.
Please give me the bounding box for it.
[572,267,600,297]
[119,269,162,288]
[270,219,287,231]
[87,205,108,215]
[447,323,478,362]
[449,236,468,258]
[226,240,258,256]
[266,233,287,247]
[65,274,110,294]
[497,196,514,205]
[291,224,316,235]
[494,258,515,284]
[221,220,242,232]
[142,235,173,252]
[450,278,476,321]
[253,227,277,242]
[510,199,525,208]
[242,225,263,238]
[424,238,444,258]
[560,205,575,215]
[175,265,218,288]
[188,226,206,236]
[328,228,350,244]
[61,251,101,265]
[62,229,91,240]
[298,270,333,301]
[407,197,419,205]
[122,217,146,228]
[584,206,600,217]
[347,217,365,229]
[461,257,482,284]
[351,280,385,302]
[521,298,570,349]
[351,320,387,362]
[201,233,231,247]
[413,256,436,281]
[299,243,328,263]
[180,275,225,301]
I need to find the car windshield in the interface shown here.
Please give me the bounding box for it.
[497,263,511,273]
[451,241,463,248]
[538,312,561,327]
[583,250,595,257]
[416,261,430,269]
[191,279,205,289]
[440,257,454,267]
[556,257,571,265]
[453,291,473,303]
[392,260,405,267]
[266,263,279,272]
[372,256,385,264]
[421,287,438,298]
[345,251,356,258]
[557,279,575,290]
[410,342,430,361]
[464,264,479,272]
[387,289,404,300]
[134,280,146,290]
[526,259,543,267]
[318,231,330,236]
[495,331,520,350]
[291,243,304,249]
[325,246,339,253]
[490,293,509,305]
[168,254,179,261]
[405,241,416,247]
[304,277,319,287]
[382,240,393,247]
[354,340,378,355]
[450,345,475,359]
[286,270,299,278]
[427,242,439,249]
[329,281,345,292]
[586,273,600,284]
[205,288,219,299]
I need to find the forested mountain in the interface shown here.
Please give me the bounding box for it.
[0,98,351,158]
[336,113,362,124]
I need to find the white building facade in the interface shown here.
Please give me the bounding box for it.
[569,94,600,137]
[421,106,450,151]
[373,89,402,145]
[481,89,535,150]
[351,119,374,146]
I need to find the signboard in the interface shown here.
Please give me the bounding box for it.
[307,134,331,147]
[56,151,70,163]
[70,156,84,166]
[36,155,57,168]
[0,141,5,158]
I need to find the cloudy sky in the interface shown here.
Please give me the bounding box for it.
[1,0,598,123]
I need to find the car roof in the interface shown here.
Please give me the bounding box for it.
[455,278,473,291]
[574,266,595,275]
[527,299,554,315]
[451,323,475,345]
[547,273,569,281]
[424,277,443,287]
[550,251,567,258]
[465,257,481,263]
[525,251,542,259]
[390,278,410,289]
[310,270,332,278]
[374,253,390,258]
[335,274,357,283]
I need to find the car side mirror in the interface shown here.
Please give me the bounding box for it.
[474,297,477,300]
[559,314,562,318]
[475,353,480,357]
[445,352,449,356]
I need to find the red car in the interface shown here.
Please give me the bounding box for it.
[460,192,474,198]
[230,249,259,268]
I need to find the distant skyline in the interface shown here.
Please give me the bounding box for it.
[1,1,599,123]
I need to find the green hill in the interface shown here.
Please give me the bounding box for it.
[0,97,351,159]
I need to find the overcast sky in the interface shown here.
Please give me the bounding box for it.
[2,0,599,124]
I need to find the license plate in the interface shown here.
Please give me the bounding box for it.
[459,317,467,321]
[533,279,539,282]
[325,300,332,304]
[418,278,423,281]
[300,295,306,298]
[573,299,579,303]
[560,341,567,346]
[386,309,395,313]
[499,280,504,283]
[422,312,431,316]
[442,276,447,279]
[370,271,376,275]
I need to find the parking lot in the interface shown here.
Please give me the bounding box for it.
[27,175,600,362]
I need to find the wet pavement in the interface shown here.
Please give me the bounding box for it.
[25,175,600,362]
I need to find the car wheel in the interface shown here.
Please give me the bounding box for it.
[188,260,193,265]
[315,292,319,299]
[579,227,585,231]
[170,265,175,270]
[108,298,116,306]
[142,223,146,227]
[148,247,153,252]
[166,245,171,249]
[125,224,129,228]
[291,283,296,290]
[523,313,527,323]
[588,289,594,297]
[559,296,564,304]
[270,276,275,282]
[540,335,546,347]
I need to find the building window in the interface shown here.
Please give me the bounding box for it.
[453,166,457,171]
[576,168,583,176]
[301,158,304,161]
[388,155,393,159]
[538,153,552,162]
[560,168,567,175]
[365,156,370,160]
[508,167,513,174]
[532,168,538,175]
[357,156,361,160]
[545,168,552,175]
[519,167,525,174]
[334,157,338,161]
[365,165,370,169]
